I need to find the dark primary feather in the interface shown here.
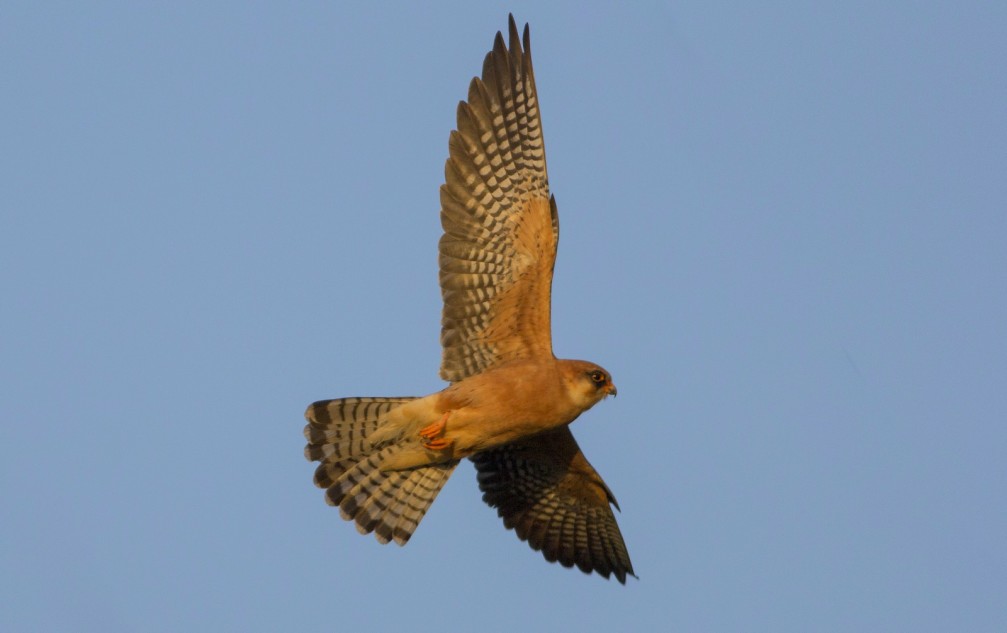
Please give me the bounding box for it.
[471,427,636,584]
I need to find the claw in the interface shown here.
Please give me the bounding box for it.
[419,412,452,450]
[422,437,451,450]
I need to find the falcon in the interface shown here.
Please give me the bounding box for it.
[304,14,635,584]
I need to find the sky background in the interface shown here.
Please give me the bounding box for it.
[2,2,1005,631]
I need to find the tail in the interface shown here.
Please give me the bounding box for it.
[303,397,459,545]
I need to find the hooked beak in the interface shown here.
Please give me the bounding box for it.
[607,383,618,398]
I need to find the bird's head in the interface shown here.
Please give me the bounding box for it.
[560,359,617,411]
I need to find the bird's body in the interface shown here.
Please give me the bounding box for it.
[370,358,616,470]
[304,15,635,583]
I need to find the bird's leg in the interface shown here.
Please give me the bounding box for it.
[419,411,452,450]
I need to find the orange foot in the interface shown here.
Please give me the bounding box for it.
[422,437,452,450]
[420,412,452,450]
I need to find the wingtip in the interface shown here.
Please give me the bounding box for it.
[523,21,531,59]
[492,28,506,56]
[508,13,521,50]
[615,569,640,585]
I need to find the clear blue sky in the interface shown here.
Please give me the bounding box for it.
[3,2,1005,631]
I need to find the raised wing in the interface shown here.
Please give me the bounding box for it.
[438,15,559,383]
[470,427,636,584]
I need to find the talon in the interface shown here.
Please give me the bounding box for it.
[419,411,449,440]
[422,437,451,450]
[419,412,452,450]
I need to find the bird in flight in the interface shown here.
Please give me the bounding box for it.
[303,14,635,584]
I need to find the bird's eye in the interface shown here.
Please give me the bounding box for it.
[589,370,606,385]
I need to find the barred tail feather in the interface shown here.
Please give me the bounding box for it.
[375,461,457,545]
[304,397,458,545]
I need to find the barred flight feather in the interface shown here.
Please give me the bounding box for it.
[438,16,555,383]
